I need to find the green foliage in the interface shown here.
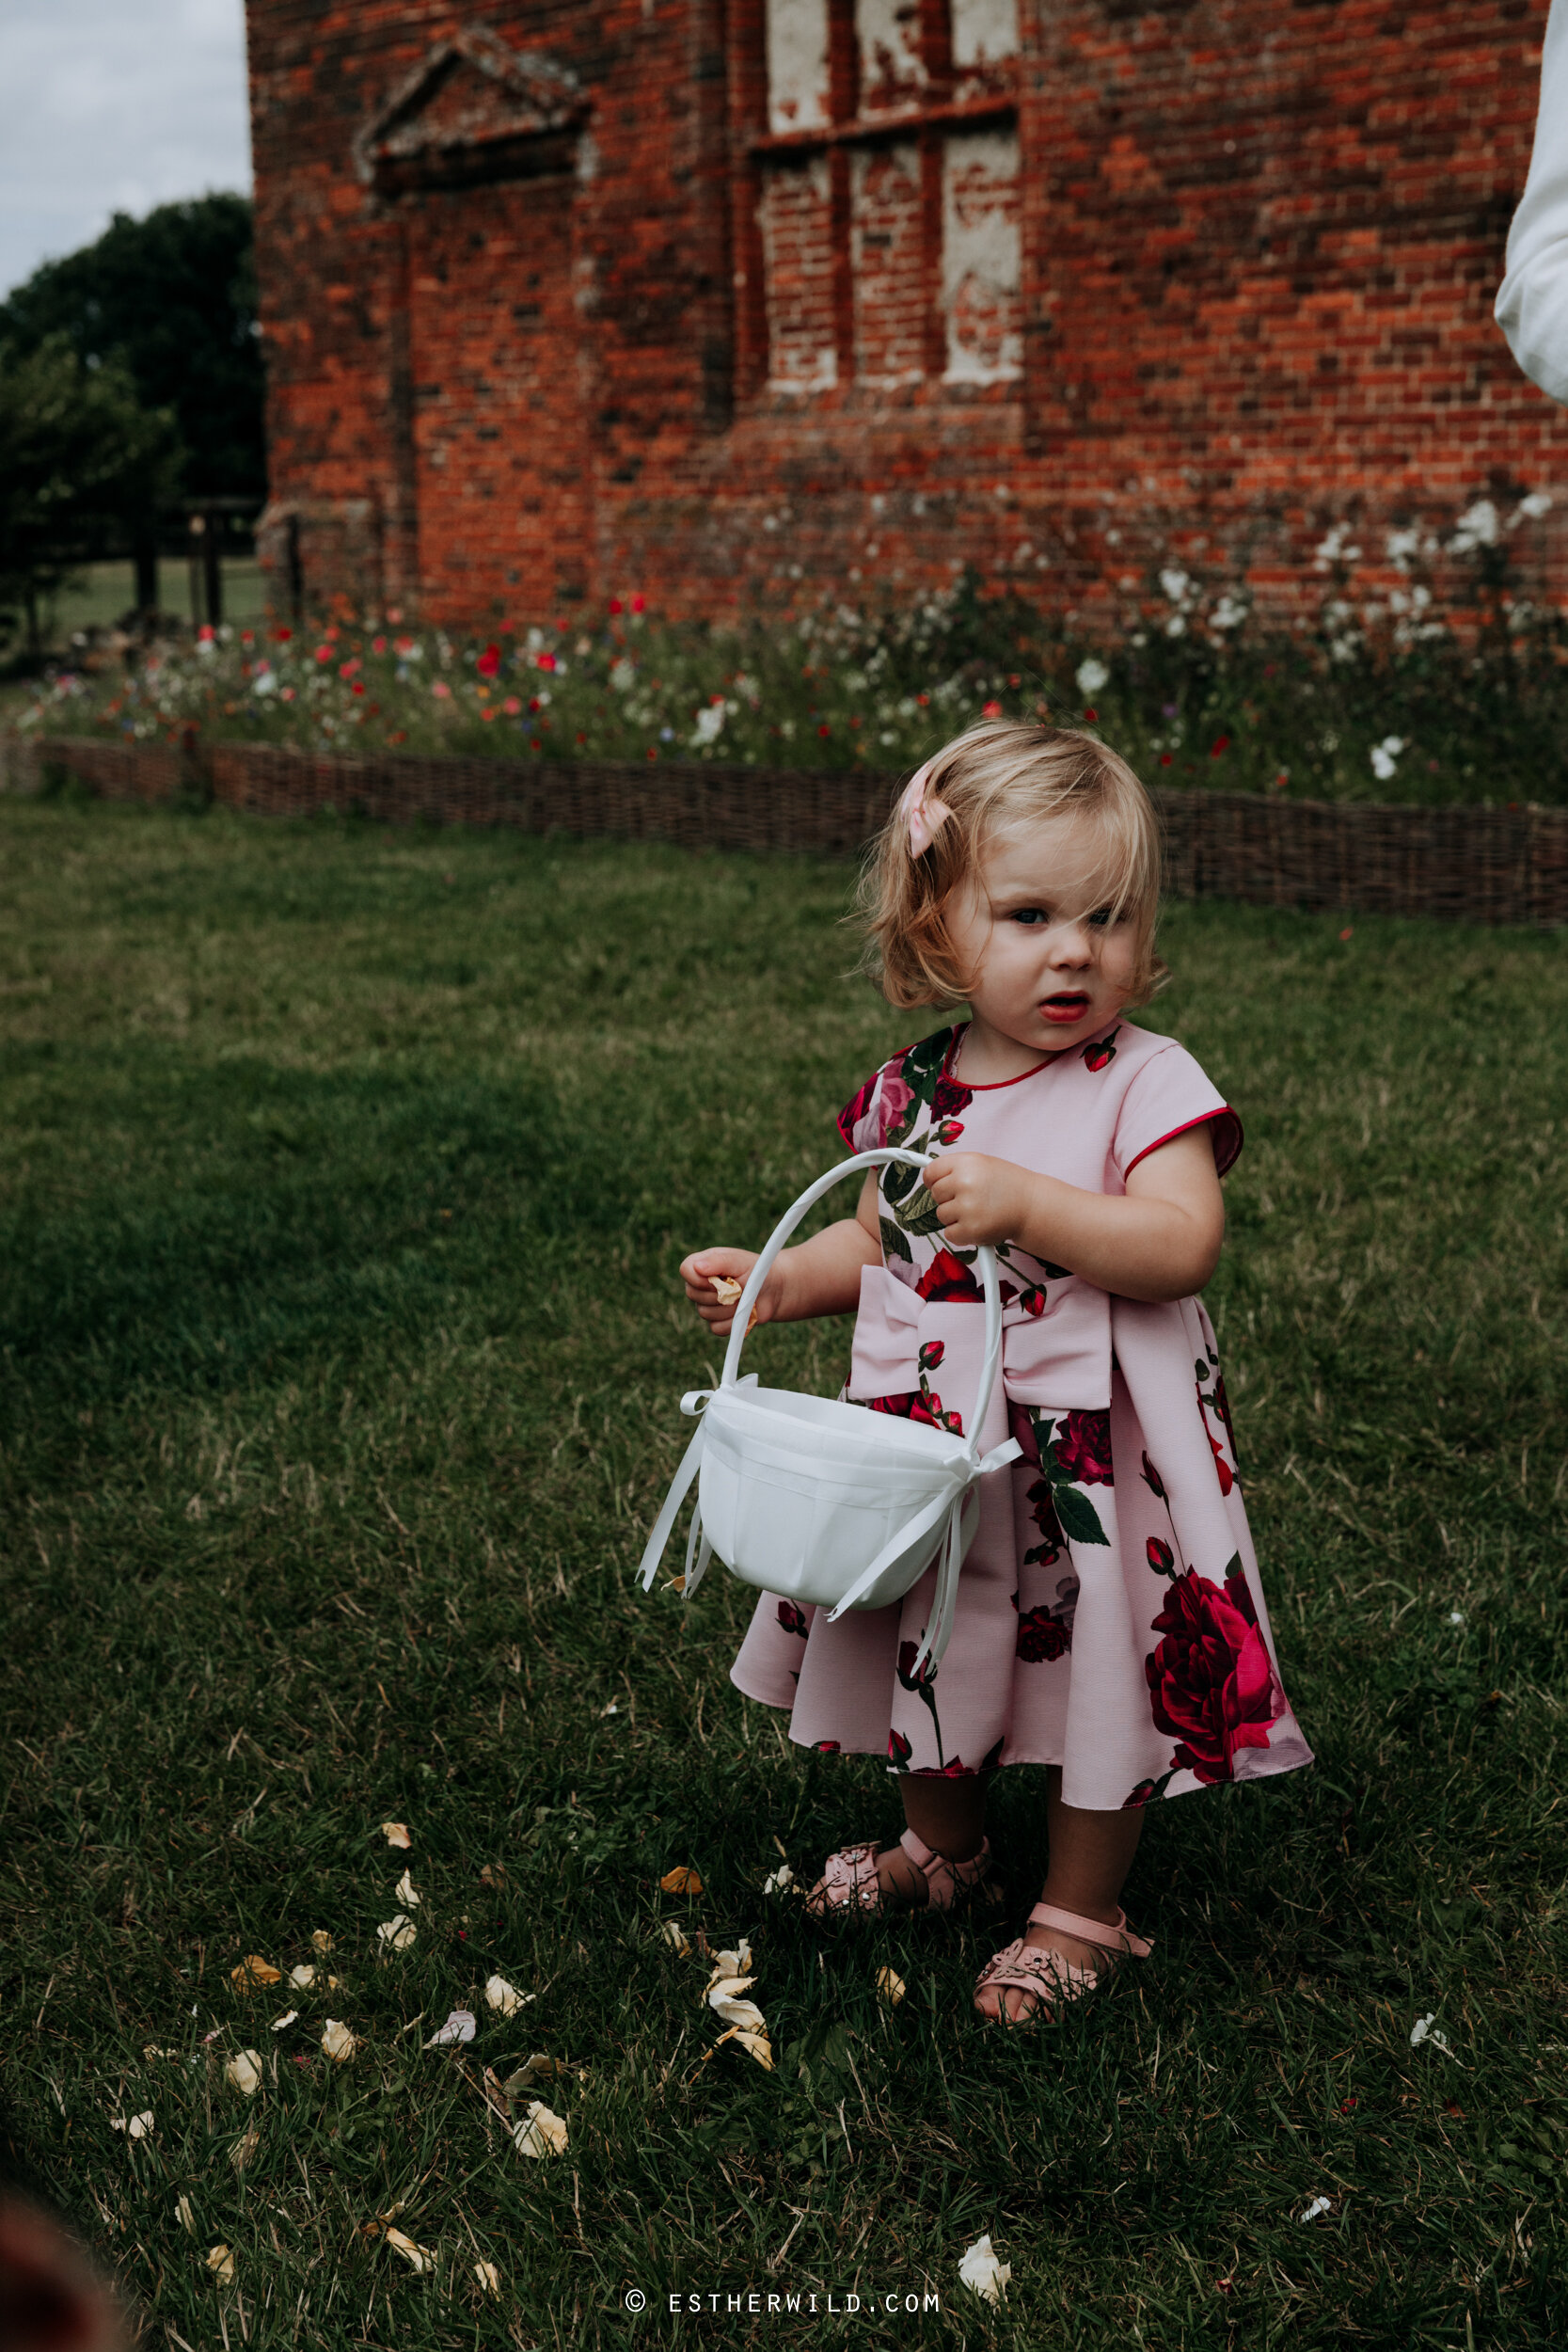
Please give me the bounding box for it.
[0,195,263,499]
[28,509,1568,803]
[0,338,178,654]
[1,801,1566,2345]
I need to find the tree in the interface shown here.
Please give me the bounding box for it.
[0,195,263,500]
[0,338,179,653]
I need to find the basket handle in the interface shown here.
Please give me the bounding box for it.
[717,1147,1005,1466]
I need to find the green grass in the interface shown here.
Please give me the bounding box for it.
[1,796,1566,2349]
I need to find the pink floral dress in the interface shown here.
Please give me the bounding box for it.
[729,1021,1313,1810]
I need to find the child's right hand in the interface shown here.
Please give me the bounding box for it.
[678,1248,784,1336]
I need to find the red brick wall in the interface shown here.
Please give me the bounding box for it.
[245,0,1568,628]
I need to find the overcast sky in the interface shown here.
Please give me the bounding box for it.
[0,0,252,300]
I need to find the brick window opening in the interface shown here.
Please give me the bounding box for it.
[739,0,1020,399]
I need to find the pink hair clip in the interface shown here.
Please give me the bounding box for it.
[898,760,953,858]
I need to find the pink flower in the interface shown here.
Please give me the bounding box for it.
[982,699,1002,717]
[198,624,214,644]
[372,635,387,654]
[502,696,521,716]
[315,645,332,664]
[433,680,451,700]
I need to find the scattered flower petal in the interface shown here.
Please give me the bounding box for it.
[712,1940,752,1977]
[382,1822,412,1850]
[475,2259,501,2296]
[270,2009,299,2033]
[225,2050,264,2097]
[288,1964,316,1990]
[394,1869,421,1908]
[958,2233,1009,2305]
[661,1920,691,1956]
[425,2010,477,2048]
[1299,2195,1333,2223]
[600,1700,620,1716]
[714,2025,773,2070]
[176,2196,197,2236]
[513,2102,569,2158]
[230,1955,281,1989]
[310,1930,335,1952]
[877,1966,907,2005]
[502,2054,572,2094]
[110,2111,154,2141]
[484,1975,533,2017]
[1410,2013,1453,2054]
[385,2227,436,2272]
[229,2122,261,2173]
[707,1986,766,2034]
[206,2245,235,2284]
[321,2018,358,2063]
[763,1864,794,1895]
[377,1914,417,1952]
[659,1865,702,1895]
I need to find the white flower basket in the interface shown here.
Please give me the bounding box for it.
[638,1149,1021,1673]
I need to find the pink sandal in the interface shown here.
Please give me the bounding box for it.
[973,1901,1152,2023]
[805,1828,1003,1917]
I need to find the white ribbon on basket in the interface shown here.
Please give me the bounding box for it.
[638,1147,1022,1676]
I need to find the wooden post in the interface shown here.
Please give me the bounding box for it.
[204,510,224,628]
[187,514,205,628]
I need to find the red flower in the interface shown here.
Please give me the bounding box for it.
[1081,1028,1120,1073]
[917,1340,945,1373]
[273,627,293,642]
[896,1640,935,1690]
[1015,1607,1069,1662]
[1141,1451,1166,1500]
[1022,1477,1063,1566]
[1018,1285,1047,1317]
[935,1120,965,1144]
[1147,1537,1175,1575]
[1207,1432,1235,1497]
[477,644,501,678]
[814,1739,841,1753]
[868,1391,947,1432]
[1052,1409,1115,1486]
[836,1072,877,1149]
[1211,735,1230,757]
[777,1599,810,1637]
[1084,705,1098,722]
[983,699,1002,717]
[609,596,624,614]
[537,652,557,672]
[888,1728,912,1764]
[631,593,646,612]
[932,1073,973,1120]
[1121,1778,1162,1809]
[1146,1566,1281,1786]
[915,1248,982,1304]
[910,1756,971,1776]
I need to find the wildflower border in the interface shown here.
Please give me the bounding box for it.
[8,732,1567,930]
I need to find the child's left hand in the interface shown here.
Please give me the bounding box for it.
[922,1153,1036,1249]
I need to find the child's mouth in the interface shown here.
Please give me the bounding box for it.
[1040,993,1090,1025]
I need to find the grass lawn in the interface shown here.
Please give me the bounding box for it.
[2,796,1565,2349]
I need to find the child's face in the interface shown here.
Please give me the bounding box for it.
[947,811,1141,1057]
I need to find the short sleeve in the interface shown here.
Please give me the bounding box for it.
[1113,1043,1243,1181]
[836,1065,887,1153]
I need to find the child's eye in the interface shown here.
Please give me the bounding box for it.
[1086,907,1114,929]
[1009,908,1048,927]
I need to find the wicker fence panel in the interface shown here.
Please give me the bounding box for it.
[14,733,1568,929]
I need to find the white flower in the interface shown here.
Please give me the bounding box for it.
[1385,527,1420,568]
[1448,1609,1465,1626]
[958,2234,1010,2304]
[1158,568,1190,605]
[1074,657,1109,697]
[1209,596,1247,630]
[1370,735,1405,781]
[1165,614,1187,638]
[1449,499,1499,554]
[609,658,636,691]
[1515,490,1553,522]
[691,702,726,747]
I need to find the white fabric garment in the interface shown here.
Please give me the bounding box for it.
[1497,0,1568,402]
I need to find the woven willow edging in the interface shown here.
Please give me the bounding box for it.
[10,732,1568,929]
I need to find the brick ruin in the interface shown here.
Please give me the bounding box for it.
[246,1,1568,628]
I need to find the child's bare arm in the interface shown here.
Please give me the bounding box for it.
[922,1130,1225,1303]
[680,1172,882,1336]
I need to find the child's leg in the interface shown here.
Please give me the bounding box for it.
[975,1766,1144,2022]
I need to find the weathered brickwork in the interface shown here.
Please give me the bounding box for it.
[245,0,1568,626]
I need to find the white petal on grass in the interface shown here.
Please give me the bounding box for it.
[475,2260,501,2295]
[377,1915,417,1952]
[270,2010,299,2033]
[712,1940,752,1977]
[225,2050,264,2097]
[110,2111,154,2141]
[394,1869,420,1908]
[1410,2013,1453,2055]
[715,2024,773,2070]
[513,2102,569,2158]
[600,1700,620,1716]
[708,1989,767,2035]
[958,2233,1010,2305]
[877,1966,907,2005]
[289,1964,316,1989]
[310,1929,335,1952]
[425,2010,477,2048]
[384,2227,436,2272]
[176,2195,197,2236]
[382,1822,412,1850]
[763,1864,794,1895]
[484,1975,533,2017]
[1299,2195,1333,2223]
[206,2245,235,2285]
[661,1920,691,1956]
[321,2019,359,2063]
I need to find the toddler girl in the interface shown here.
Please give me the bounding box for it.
[680,722,1312,2022]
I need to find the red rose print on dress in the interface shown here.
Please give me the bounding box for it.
[1015,1607,1070,1662]
[814,1740,842,1753]
[888,1728,912,1765]
[1081,1027,1120,1072]
[935,1120,965,1145]
[911,1756,974,1777]
[777,1599,810,1637]
[1018,1285,1047,1317]
[1207,1432,1235,1497]
[1022,1477,1064,1567]
[932,1072,974,1121]
[1052,1410,1115,1486]
[1146,1537,1175,1576]
[1145,1559,1283,1785]
[1141,1451,1167,1500]
[915,1248,984,1304]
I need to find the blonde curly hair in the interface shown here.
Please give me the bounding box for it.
[857,721,1165,1011]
